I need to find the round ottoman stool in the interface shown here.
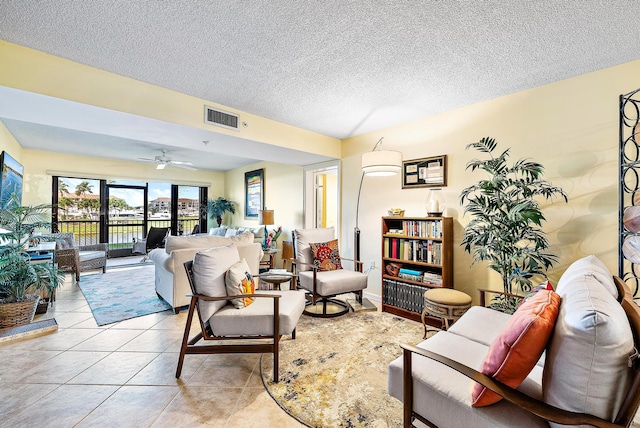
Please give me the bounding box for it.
[421,288,472,338]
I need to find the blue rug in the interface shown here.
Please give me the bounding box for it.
[78,265,172,326]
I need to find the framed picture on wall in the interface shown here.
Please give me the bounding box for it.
[402,155,447,188]
[245,168,264,218]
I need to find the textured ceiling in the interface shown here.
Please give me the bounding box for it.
[1,1,640,170]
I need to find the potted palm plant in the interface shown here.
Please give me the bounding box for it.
[0,196,64,327]
[460,137,568,313]
[207,197,236,227]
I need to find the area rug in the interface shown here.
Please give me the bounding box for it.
[261,311,430,428]
[78,265,172,326]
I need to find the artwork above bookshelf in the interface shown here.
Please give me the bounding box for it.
[381,216,453,323]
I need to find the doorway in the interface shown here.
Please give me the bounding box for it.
[304,161,340,233]
[104,183,148,258]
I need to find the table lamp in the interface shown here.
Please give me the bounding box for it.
[258,209,274,248]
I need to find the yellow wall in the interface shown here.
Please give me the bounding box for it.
[343,59,640,302]
[0,40,341,158]
[224,162,305,267]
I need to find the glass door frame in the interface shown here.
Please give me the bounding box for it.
[104,183,148,258]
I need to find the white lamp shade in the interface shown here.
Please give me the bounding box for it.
[361,150,402,176]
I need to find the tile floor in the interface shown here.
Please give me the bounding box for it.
[0,266,304,427]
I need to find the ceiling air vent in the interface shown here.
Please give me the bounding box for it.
[204,105,239,131]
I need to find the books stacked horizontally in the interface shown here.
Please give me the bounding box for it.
[397,268,443,286]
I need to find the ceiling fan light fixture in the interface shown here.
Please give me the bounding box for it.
[156,163,166,170]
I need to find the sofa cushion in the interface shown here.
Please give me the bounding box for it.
[209,226,228,236]
[472,289,560,407]
[447,306,512,347]
[556,254,617,298]
[78,250,105,262]
[192,244,241,320]
[165,235,231,254]
[298,269,367,296]
[225,259,256,308]
[310,239,343,271]
[544,265,634,427]
[230,231,255,246]
[388,332,547,428]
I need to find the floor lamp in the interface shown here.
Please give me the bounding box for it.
[355,137,402,263]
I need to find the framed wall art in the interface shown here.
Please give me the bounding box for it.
[245,168,264,218]
[402,155,447,188]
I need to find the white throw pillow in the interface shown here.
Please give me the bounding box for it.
[208,226,228,236]
[192,243,241,321]
[555,254,617,298]
[543,271,634,427]
[224,228,238,238]
[224,259,256,309]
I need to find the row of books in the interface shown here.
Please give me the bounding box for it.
[386,220,443,238]
[383,279,427,314]
[384,238,443,264]
[396,268,443,286]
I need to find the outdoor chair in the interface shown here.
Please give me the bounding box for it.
[179,251,305,382]
[52,232,108,282]
[132,226,170,260]
[291,227,367,317]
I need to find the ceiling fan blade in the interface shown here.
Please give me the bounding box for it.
[138,157,157,162]
[169,160,194,166]
[173,163,197,171]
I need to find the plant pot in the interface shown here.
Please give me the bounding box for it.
[0,295,40,328]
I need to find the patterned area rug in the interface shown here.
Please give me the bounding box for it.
[78,265,171,326]
[261,311,428,427]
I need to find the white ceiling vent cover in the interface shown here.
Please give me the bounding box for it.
[204,105,239,131]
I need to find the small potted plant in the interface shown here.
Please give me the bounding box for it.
[0,196,64,327]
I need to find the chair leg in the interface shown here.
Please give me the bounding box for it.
[176,298,197,378]
[273,335,280,383]
[291,328,296,340]
[75,270,80,282]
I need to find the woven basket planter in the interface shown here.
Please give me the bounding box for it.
[0,295,40,328]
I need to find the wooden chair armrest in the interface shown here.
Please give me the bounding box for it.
[190,292,281,302]
[400,343,620,428]
[477,288,524,307]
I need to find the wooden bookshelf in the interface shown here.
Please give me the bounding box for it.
[381,216,453,323]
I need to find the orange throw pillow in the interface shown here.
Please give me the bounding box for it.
[471,289,561,407]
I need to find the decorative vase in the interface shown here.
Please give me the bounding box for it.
[0,295,40,328]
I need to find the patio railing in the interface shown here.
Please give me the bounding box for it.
[57,217,200,254]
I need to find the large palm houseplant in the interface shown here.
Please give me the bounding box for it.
[460,137,568,313]
[0,196,64,327]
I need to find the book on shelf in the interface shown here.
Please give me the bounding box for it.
[383,278,426,314]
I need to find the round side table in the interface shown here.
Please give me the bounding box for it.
[257,272,296,291]
[422,288,472,339]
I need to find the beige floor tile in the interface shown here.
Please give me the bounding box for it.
[52,311,96,328]
[4,328,103,351]
[68,351,159,385]
[187,362,253,388]
[0,383,59,420]
[70,328,143,351]
[0,349,62,382]
[46,299,89,313]
[149,312,188,330]
[68,316,111,329]
[227,388,302,428]
[14,350,109,384]
[202,352,260,370]
[117,329,182,352]
[127,352,206,386]
[76,385,180,427]
[0,384,118,428]
[151,386,242,427]
[246,364,266,388]
[110,311,170,329]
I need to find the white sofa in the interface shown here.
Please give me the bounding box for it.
[388,255,640,427]
[148,233,263,313]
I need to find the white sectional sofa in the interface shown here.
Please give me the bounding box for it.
[388,255,640,427]
[148,233,263,313]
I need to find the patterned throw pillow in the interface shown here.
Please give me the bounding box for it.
[225,259,256,308]
[309,239,343,271]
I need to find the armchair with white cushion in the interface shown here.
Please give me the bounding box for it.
[291,227,367,317]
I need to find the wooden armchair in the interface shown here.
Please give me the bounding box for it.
[291,227,367,317]
[52,232,108,282]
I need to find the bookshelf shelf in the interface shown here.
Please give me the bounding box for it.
[381,216,453,323]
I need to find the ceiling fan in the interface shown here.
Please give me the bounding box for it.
[138,149,196,170]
